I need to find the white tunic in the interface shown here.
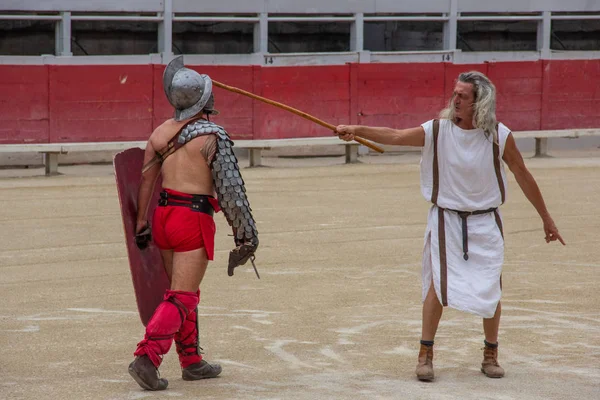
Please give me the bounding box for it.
[419,119,510,318]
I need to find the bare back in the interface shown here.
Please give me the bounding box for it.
[149,118,216,196]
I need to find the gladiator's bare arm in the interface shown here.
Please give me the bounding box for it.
[336,125,425,147]
[136,142,161,232]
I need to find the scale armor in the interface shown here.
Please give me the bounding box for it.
[178,119,259,276]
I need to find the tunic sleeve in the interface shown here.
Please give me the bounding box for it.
[497,122,511,157]
[421,119,435,153]
[419,119,435,201]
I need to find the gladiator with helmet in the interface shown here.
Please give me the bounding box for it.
[127,55,259,391]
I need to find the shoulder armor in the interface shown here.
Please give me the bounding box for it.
[178,119,230,144]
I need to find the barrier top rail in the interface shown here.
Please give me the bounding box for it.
[1,0,599,66]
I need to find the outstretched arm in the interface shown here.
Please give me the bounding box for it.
[136,142,161,233]
[335,125,425,147]
[502,133,565,245]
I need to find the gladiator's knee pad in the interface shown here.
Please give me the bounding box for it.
[134,290,199,367]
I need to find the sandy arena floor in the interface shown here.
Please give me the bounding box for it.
[1,152,599,400]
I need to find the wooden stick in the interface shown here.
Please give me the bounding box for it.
[212,80,385,154]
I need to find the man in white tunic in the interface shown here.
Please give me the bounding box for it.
[335,71,565,381]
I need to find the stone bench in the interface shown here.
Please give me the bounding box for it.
[233,137,361,167]
[512,129,600,157]
[0,137,360,176]
[1,129,598,176]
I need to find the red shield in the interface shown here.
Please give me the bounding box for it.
[113,147,170,326]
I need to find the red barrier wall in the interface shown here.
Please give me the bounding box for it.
[1,60,599,144]
[542,60,600,130]
[256,65,350,139]
[488,61,543,131]
[48,65,154,142]
[0,66,49,144]
[357,63,446,128]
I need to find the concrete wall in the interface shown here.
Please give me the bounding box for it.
[0,20,55,56]
[2,19,600,55]
[364,22,445,52]
[551,20,600,51]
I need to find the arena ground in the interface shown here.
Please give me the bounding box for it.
[1,151,599,400]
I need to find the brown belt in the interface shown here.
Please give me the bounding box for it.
[438,207,498,261]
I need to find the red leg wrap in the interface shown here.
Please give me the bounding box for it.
[134,290,199,368]
[175,290,203,368]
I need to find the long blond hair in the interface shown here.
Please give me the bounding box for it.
[440,71,497,139]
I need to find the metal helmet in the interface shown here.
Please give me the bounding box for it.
[203,93,220,116]
[163,55,213,121]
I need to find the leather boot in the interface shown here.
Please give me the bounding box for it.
[481,342,505,378]
[415,344,434,381]
[128,355,169,391]
[182,359,223,381]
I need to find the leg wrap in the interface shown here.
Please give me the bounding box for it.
[175,291,203,368]
[134,290,199,367]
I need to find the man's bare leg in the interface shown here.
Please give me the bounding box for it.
[481,302,504,378]
[483,302,501,344]
[416,281,443,381]
[160,249,174,282]
[421,281,443,341]
[170,248,208,291]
